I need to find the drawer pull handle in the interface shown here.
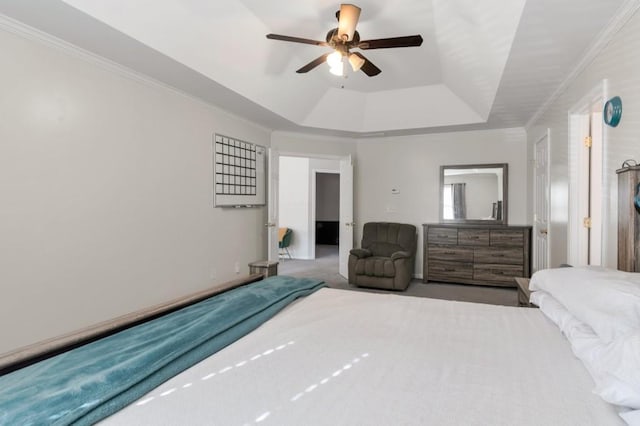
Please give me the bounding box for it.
[445,251,455,255]
[444,268,455,272]
[469,236,479,239]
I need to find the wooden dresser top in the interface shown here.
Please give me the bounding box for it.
[423,223,532,230]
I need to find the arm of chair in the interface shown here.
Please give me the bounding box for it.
[390,251,412,261]
[349,248,372,258]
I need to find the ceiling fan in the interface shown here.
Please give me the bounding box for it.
[266,4,423,77]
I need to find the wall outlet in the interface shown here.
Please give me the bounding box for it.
[235,261,240,274]
[210,268,217,280]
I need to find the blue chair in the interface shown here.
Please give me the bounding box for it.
[279,227,293,260]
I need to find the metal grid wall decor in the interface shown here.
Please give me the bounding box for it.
[213,134,265,207]
[215,134,257,196]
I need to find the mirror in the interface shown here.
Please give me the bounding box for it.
[439,163,508,225]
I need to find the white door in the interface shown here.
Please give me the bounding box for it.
[267,148,279,262]
[568,84,605,266]
[533,131,550,272]
[577,113,592,265]
[339,156,354,278]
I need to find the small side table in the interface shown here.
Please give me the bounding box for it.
[248,260,279,278]
[514,277,536,307]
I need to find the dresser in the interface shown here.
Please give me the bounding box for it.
[423,224,532,287]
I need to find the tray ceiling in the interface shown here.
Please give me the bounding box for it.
[0,0,628,136]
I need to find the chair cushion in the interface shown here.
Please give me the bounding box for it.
[354,257,395,278]
[361,222,417,256]
[369,242,403,258]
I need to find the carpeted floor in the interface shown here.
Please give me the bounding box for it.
[279,245,518,307]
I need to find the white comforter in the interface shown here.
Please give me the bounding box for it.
[103,288,622,425]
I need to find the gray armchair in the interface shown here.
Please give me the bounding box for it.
[348,222,417,291]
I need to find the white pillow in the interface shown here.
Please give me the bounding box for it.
[529,266,640,342]
[533,290,640,409]
[593,332,640,409]
[531,290,604,380]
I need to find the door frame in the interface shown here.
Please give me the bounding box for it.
[268,150,353,271]
[567,80,606,266]
[267,148,279,262]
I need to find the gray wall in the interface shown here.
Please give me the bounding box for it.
[526,7,640,267]
[354,128,528,278]
[0,27,269,354]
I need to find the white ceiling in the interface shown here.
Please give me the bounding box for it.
[0,0,628,136]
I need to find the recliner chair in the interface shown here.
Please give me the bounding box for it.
[348,222,417,291]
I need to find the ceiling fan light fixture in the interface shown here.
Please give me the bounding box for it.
[348,53,365,71]
[337,4,361,41]
[329,61,344,76]
[266,4,422,77]
[327,50,343,67]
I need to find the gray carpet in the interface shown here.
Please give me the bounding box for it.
[279,245,518,307]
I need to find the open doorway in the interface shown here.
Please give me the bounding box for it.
[275,155,351,282]
[277,156,341,259]
[314,171,340,263]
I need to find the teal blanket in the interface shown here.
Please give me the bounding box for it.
[0,276,324,425]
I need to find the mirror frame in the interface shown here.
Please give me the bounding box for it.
[439,163,508,225]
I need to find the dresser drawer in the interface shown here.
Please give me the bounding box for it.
[474,247,523,265]
[429,260,473,281]
[428,227,457,245]
[473,264,523,284]
[458,229,489,246]
[428,246,473,262]
[490,229,523,246]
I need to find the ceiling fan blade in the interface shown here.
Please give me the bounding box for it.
[296,53,331,73]
[266,34,328,47]
[337,4,361,41]
[358,35,423,50]
[352,52,381,77]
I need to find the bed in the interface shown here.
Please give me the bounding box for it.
[1,268,638,425]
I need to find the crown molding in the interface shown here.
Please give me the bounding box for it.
[525,0,640,130]
[0,13,272,135]
[0,14,176,94]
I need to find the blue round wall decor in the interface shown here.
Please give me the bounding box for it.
[635,182,640,214]
[604,96,622,127]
